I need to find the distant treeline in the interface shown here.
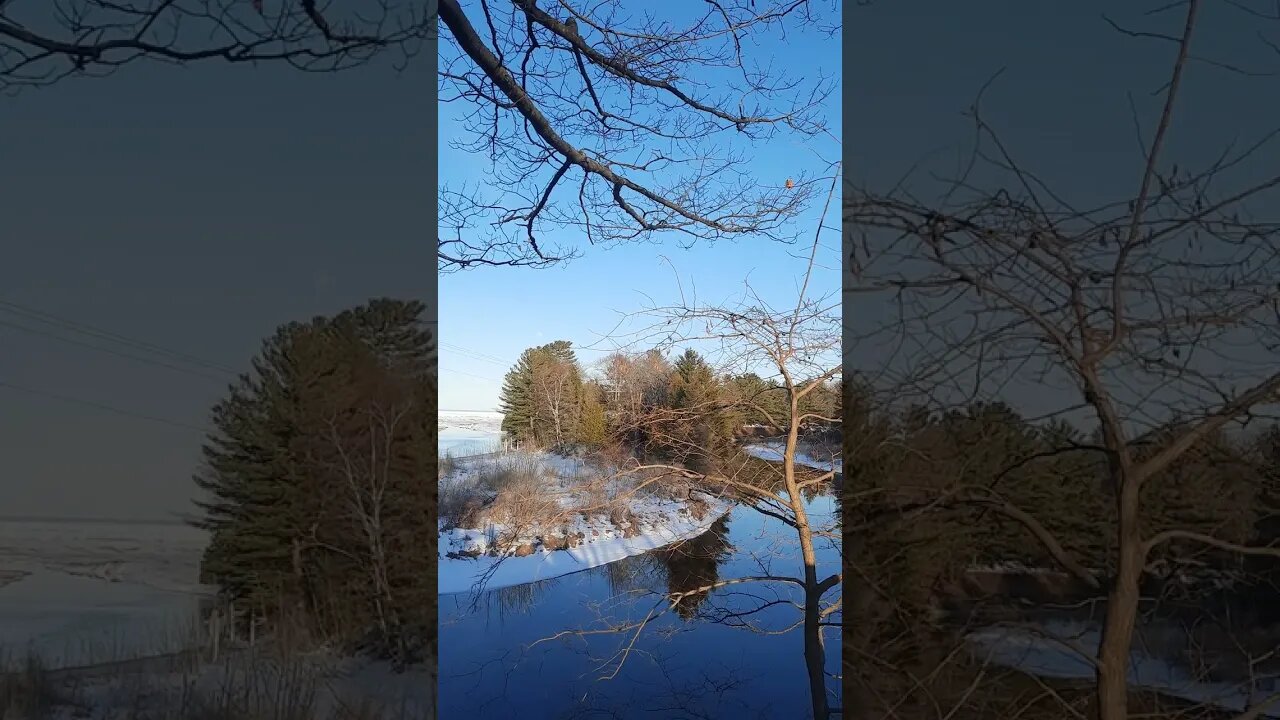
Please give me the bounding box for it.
[497,340,841,469]
[844,379,1280,613]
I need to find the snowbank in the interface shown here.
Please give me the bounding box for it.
[0,520,213,668]
[439,497,731,595]
[437,452,733,595]
[744,441,842,474]
[969,621,1280,718]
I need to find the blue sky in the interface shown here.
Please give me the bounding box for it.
[439,5,842,411]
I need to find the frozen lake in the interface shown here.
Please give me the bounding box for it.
[439,409,503,458]
[0,518,212,667]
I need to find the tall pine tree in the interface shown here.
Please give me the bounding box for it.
[191,298,435,654]
[499,340,583,448]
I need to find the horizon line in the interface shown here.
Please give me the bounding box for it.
[0,513,187,527]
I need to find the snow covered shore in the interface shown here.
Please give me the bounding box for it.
[439,494,731,595]
[744,440,842,473]
[437,452,733,595]
[969,620,1280,718]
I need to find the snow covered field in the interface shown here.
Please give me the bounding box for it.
[438,451,732,595]
[0,519,213,667]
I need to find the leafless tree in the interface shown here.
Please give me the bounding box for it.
[849,1,1280,717]
[438,0,838,270]
[0,1,431,87]
[444,196,842,711]
[3,1,837,272]
[322,397,414,663]
[532,162,843,718]
[531,349,578,447]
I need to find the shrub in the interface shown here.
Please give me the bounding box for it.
[437,451,457,481]
[438,474,488,530]
[0,653,61,720]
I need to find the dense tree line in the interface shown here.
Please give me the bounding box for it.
[845,390,1280,717]
[190,298,436,664]
[497,342,841,464]
[845,390,1280,619]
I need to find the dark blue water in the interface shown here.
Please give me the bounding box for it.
[439,494,842,719]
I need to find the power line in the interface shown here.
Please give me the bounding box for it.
[0,299,238,375]
[0,317,231,384]
[440,363,499,381]
[439,341,510,367]
[0,381,210,434]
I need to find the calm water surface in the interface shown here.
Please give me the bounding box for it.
[439,494,842,719]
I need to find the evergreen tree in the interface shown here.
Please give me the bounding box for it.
[499,347,540,444]
[531,340,583,448]
[191,298,435,655]
[500,340,583,448]
[725,372,787,430]
[578,382,609,448]
[666,349,729,469]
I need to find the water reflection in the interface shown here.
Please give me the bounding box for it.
[439,497,840,719]
[467,515,734,623]
[651,516,735,621]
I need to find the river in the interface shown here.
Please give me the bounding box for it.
[969,614,1280,717]
[439,492,842,719]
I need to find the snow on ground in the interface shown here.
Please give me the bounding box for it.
[744,440,843,474]
[438,451,732,595]
[0,520,209,595]
[968,620,1280,718]
[438,495,731,595]
[22,648,434,720]
[438,409,503,434]
[0,520,213,667]
[0,523,429,717]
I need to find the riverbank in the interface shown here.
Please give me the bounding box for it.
[440,491,842,718]
[1,642,433,720]
[938,566,1280,718]
[438,450,733,594]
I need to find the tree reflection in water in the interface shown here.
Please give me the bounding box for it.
[441,500,840,718]
[649,516,736,621]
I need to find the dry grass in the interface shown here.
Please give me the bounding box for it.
[0,619,432,720]
[439,453,564,534]
[437,451,457,481]
[437,451,663,552]
[438,478,486,531]
[474,454,548,496]
[0,654,62,719]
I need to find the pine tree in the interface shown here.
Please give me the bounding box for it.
[500,347,541,445]
[530,340,583,448]
[725,372,787,430]
[666,349,728,469]
[500,340,584,448]
[578,382,609,448]
[191,298,435,651]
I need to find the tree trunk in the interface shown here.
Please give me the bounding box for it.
[1096,476,1143,720]
[802,572,828,719]
[784,394,829,719]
